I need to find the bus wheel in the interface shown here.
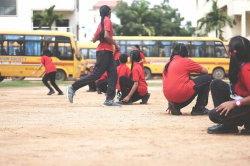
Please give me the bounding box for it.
[144,68,151,80]
[212,68,225,79]
[56,70,66,81]
[0,76,4,82]
[11,77,25,81]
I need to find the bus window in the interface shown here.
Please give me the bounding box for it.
[189,41,205,57]
[215,46,228,58]
[25,35,41,56]
[142,41,159,57]
[89,49,96,59]
[81,49,88,59]
[127,40,141,45]
[206,46,214,57]
[120,40,126,45]
[160,46,171,57]
[120,45,126,54]
[57,43,73,60]
[172,41,190,45]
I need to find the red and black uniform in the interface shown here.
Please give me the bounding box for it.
[139,52,145,69]
[95,72,108,93]
[209,62,250,127]
[119,62,148,102]
[41,55,62,93]
[72,16,117,101]
[163,55,211,109]
[114,51,120,66]
[116,63,130,91]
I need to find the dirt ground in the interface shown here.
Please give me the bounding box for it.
[0,82,250,166]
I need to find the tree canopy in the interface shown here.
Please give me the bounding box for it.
[113,0,195,36]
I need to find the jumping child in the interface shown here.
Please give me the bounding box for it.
[163,43,211,115]
[66,5,121,107]
[31,48,63,95]
[207,36,250,134]
[133,44,146,68]
[117,50,150,105]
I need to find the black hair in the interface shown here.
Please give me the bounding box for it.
[119,54,128,64]
[163,43,189,74]
[129,50,141,78]
[228,36,250,85]
[98,5,111,40]
[42,47,52,57]
[134,44,140,50]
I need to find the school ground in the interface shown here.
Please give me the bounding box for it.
[0,81,249,166]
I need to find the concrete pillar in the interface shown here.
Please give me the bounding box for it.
[241,11,246,37]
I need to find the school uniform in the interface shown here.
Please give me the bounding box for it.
[114,51,120,66]
[95,72,108,93]
[41,55,62,93]
[139,52,145,68]
[119,62,148,102]
[163,55,211,110]
[209,62,250,128]
[72,16,117,101]
[116,63,130,91]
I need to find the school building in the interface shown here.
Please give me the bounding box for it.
[196,0,250,41]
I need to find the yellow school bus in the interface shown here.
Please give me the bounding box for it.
[0,30,82,81]
[78,36,229,80]
[223,41,229,51]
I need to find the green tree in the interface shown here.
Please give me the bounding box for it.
[32,5,63,30]
[198,0,233,40]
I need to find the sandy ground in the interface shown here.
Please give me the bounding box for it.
[0,83,250,166]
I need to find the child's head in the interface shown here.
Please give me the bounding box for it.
[119,54,128,64]
[133,45,140,51]
[41,47,52,57]
[171,43,189,58]
[228,36,250,84]
[130,50,141,63]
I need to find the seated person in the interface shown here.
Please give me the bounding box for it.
[95,72,108,94]
[117,50,150,105]
[163,43,212,115]
[133,44,146,68]
[116,54,130,99]
[86,65,96,92]
[113,45,120,66]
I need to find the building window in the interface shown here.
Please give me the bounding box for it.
[56,19,69,27]
[0,0,17,15]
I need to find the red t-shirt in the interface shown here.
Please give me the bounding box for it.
[235,62,250,97]
[41,55,57,74]
[114,51,120,60]
[162,55,202,103]
[95,72,107,83]
[139,52,145,68]
[116,64,130,91]
[132,63,148,96]
[94,17,113,52]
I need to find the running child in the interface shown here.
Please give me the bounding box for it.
[116,54,130,99]
[163,43,211,115]
[117,50,150,105]
[31,48,63,95]
[207,36,250,134]
[66,5,121,107]
[133,44,146,68]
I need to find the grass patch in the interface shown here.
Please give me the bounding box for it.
[0,80,73,88]
[148,83,162,87]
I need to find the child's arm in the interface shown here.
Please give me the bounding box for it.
[31,64,44,75]
[123,82,138,102]
[200,67,208,74]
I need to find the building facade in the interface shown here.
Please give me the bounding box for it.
[196,0,250,40]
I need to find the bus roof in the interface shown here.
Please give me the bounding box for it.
[0,30,74,38]
[113,36,223,41]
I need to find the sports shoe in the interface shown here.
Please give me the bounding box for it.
[140,93,151,104]
[47,90,55,95]
[167,102,182,115]
[207,124,238,134]
[58,92,64,95]
[116,100,132,105]
[96,88,102,94]
[103,100,121,107]
[191,107,210,116]
[66,86,75,103]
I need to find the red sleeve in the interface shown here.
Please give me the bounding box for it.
[41,56,45,64]
[140,52,145,59]
[104,18,112,32]
[126,67,131,77]
[186,58,202,73]
[132,68,139,82]
[241,67,250,93]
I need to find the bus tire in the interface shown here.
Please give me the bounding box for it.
[56,70,66,81]
[144,68,151,80]
[212,68,225,79]
[11,77,25,81]
[0,76,4,82]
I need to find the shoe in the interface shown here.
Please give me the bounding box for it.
[207,124,238,134]
[140,93,151,104]
[58,92,64,95]
[167,102,182,115]
[103,100,121,107]
[47,90,55,95]
[240,128,250,135]
[96,88,102,94]
[116,100,132,105]
[66,86,75,103]
[86,89,95,92]
[191,107,210,115]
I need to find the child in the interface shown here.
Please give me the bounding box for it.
[86,66,96,92]
[31,48,63,95]
[113,45,120,66]
[163,43,211,115]
[116,54,130,99]
[117,50,150,105]
[95,72,108,94]
[66,5,121,107]
[133,45,146,68]
[207,36,250,134]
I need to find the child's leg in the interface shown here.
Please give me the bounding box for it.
[119,76,133,100]
[42,73,54,92]
[106,54,117,101]
[96,79,108,93]
[88,82,96,91]
[49,72,62,93]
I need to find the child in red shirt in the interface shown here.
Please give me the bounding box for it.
[116,54,130,99]
[31,48,63,95]
[113,45,121,66]
[133,45,145,69]
[207,36,250,134]
[163,44,211,115]
[95,72,108,94]
[117,50,150,105]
